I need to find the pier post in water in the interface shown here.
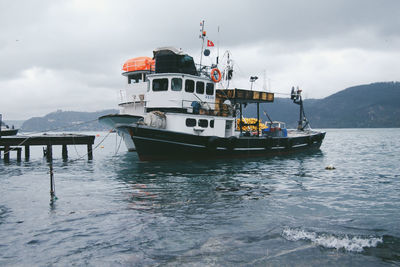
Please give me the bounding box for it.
[87,144,93,160]
[4,146,10,162]
[62,145,68,160]
[25,145,30,160]
[49,162,55,196]
[46,145,53,161]
[17,148,21,161]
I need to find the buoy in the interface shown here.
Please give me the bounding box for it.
[100,145,104,149]
[325,165,336,170]
[96,134,100,137]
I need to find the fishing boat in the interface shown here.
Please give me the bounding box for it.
[98,57,154,151]
[119,75,325,161]
[108,23,325,160]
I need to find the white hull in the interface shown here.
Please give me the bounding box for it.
[98,114,143,151]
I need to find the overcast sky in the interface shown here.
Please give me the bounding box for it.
[1,0,399,120]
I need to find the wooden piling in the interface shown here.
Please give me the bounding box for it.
[25,145,30,160]
[62,144,68,159]
[17,148,21,161]
[87,144,93,160]
[49,163,55,196]
[4,146,10,162]
[46,145,53,161]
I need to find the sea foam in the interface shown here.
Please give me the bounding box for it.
[282,227,382,252]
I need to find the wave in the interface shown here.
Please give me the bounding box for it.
[282,227,382,252]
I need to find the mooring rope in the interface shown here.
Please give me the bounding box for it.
[69,128,114,163]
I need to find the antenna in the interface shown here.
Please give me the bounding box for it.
[199,20,206,70]
[217,26,220,66]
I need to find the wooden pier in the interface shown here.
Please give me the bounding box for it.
[0,134,96,161]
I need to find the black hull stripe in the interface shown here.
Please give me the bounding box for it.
[123,125,325,161]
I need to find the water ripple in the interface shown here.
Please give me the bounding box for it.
[1,129,400,265]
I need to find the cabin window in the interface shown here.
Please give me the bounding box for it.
[186,118,196,127]
[198,119,208,128]
[206,83,214,95]
[128,73,142,84]
[152,78,168,91]
[171,78,182,91]
[185,79,194,93]
[196,81,204,94]
[210,120,214,128]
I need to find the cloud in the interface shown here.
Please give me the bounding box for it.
[0,0,399,119]
[0,67,118,119]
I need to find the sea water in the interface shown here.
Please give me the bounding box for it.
[0,129,399,266]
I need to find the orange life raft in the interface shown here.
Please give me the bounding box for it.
[122,57,155,72]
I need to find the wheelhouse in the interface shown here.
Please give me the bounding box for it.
[146,74,215,112]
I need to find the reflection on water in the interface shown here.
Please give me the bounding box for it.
[0,129,400,265]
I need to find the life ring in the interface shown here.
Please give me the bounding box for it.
[211,68,222,83]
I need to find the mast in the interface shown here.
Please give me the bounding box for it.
[217,26,220,66]
[199,20,206,71]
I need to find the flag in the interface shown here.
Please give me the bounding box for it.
[207,40,214,47]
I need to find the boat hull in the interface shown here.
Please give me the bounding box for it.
[98,114,143,151]
[122,125,325,161]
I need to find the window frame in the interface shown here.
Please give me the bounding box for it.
[198,119,208,128]
[185,118,196,127]
[171,78,182,91]
[185,79,195,93]
[196,81,205,94]
[152,78,169,91]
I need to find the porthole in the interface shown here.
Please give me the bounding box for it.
[186,118,196,127]
[210,120,214,128]
[198,119,208,128]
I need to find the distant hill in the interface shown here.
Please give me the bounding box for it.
[244,82,400,128]
[20,109,118,132]
[18,82,400,131]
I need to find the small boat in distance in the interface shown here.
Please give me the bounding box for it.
[0,118,19,136]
